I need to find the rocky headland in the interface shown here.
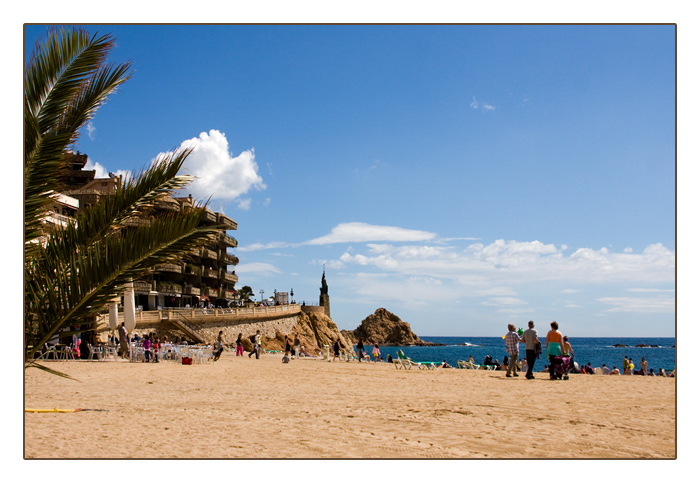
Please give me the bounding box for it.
[341,308,441,346]
[245,309,355,356]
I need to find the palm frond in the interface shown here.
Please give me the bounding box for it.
[24,360,80,381]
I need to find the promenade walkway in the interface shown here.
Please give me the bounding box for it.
[96,303,302,328]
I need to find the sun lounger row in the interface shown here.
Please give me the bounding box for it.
[457,360,496,370]
[393,350,438,370]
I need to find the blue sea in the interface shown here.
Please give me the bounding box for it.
[373,337,676,373]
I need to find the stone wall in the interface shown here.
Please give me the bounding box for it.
[119,315,298,346]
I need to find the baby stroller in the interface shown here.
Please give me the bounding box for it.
[550,355,572,380]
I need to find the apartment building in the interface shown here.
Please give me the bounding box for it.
[61,152,241,310]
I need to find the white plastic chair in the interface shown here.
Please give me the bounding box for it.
[201,347,213,363]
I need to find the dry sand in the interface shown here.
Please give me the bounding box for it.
[23,353,675,459]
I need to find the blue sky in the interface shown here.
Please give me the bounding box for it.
[23,24,676,337]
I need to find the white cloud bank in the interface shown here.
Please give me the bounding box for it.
[162,129,266,202]
[335,240,675,285]
[306,222,437,245]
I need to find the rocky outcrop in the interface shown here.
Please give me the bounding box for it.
[257,310,355,356]
[345,308,439,346]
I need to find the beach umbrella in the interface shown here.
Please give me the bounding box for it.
[108,303,118,331]
[123,281,136,334]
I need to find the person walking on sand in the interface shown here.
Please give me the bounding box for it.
[214,330,224,361]
[356,337,365,362]
[119,322,129,359]
[331,338,341,362]
[254,330,262,359]
[293,334,300,359]
[248,330,261,359]
[236,333,244,356]
[641,357,648,375]
[504,324,522,377]
[545,321,565,380]
[372,343,381,362]
[521,321,540,379]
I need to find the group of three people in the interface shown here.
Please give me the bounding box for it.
[505,320,571,380]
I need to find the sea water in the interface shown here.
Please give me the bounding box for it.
[372,337,676,373]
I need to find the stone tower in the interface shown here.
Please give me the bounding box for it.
[319,268,330,318]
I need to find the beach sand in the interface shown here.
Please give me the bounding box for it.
[23,353,675,459]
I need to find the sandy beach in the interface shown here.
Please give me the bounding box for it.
[23,353,675,459]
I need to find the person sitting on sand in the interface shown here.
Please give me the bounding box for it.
[648,368,655,376]
[601,364,610,375]
[440,360,452,368]
[610,366,620,375]
[282,352,290,363]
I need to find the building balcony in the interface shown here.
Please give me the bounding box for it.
[221,253,239,266]
[223,289,237,300]
[221,270,238,283]
[154,197,180,211]
[183,286,200,296]
[220,233,238,247]
[202,209,217,224]
[133,281,153,293]
[202,268,219,279]
[156,282,182,294]
[155,263,182,273]
[183,264,202,276]
[200,248,218,260]
[202,287,219,298]
[217,213,237,230]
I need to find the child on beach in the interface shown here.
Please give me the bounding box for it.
[236,333,244,356]
[143,335,151,363]
[372,344,381,362]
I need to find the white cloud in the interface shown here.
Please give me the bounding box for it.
[163,129,266,202]
[480,297,527,307]
[86,121,96,140]
[334,239,675,286]
[234,262,281,276]
[237,199,252,210]
[83,158,132,182]
[626,288,675,293]
[306,222,437,245]
[84,158,108,178]
[238,241,294,253]
[470,96,495,112]
[597,296,675,313]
